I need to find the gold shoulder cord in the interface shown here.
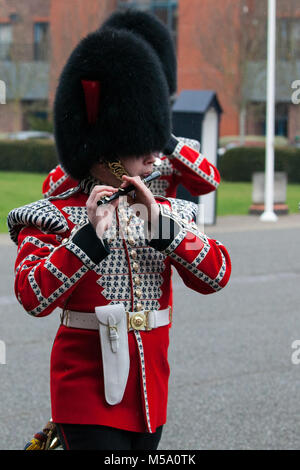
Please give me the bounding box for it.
[106,160,129,181]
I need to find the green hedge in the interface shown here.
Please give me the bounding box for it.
[0,140,58,173]
[1,140,300,184]
[219,146,300,183]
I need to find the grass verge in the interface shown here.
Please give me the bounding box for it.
[217,181,300,216]
[0,171,46,233]
[0,172,299,233]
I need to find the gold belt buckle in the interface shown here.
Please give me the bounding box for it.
[128,311,152,331]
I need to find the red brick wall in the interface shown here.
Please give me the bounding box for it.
[0,101,22,133]
[177,0,241,137]
[288,104,300,142]
[0,0,50,131]
[177,0,300,139]
[0,0,50,61]
[49,0,117,106]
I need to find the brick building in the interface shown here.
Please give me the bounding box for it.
[48,0,116,105]
[0,0,299,143]
[0,0,50,132]
[177,0,300,142]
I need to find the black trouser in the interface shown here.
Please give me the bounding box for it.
[55,423,163,451]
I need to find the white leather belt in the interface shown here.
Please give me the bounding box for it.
[60,304,172,406]
[61,307,172,332]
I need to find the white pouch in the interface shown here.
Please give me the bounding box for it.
[95,304,130,405]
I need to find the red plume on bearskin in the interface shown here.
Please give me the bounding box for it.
[81,80,101,125]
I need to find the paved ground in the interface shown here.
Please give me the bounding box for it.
[0,213,300,450]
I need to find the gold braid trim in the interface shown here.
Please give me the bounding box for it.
[106,160,129,181]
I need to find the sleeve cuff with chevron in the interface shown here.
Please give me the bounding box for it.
[162,134,180,157]
[148,205,183,252]
[65,222,111,267]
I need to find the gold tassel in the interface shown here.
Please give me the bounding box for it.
[24,437,46,450]
[106,160,129,181]
[24,420,61,451]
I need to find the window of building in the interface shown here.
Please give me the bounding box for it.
[23,103,50,131]
[34,22,49,61]
[0,23,12,60]
[247,102,288,137]
[278,18,300,61]
[275,103,288,137]
[151,1,178,44]
[117,0,178,46]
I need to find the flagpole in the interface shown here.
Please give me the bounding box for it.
[260,0,278,222]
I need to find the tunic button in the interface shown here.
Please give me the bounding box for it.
[134,276,141,286]
[130,250,137,259]
[128,238,135,246]
[136,302,142,311]
[135,288,142,298]
[132,262,139,272]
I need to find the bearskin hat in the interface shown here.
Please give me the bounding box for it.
[54,28,171,181]
[101,9,177,96]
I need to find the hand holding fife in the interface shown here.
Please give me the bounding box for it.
[86,185,119,239]
[119,175,160,233]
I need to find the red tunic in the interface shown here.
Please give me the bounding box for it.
[9,179,231,434]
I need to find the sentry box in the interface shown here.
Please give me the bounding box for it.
[172,90,223,226]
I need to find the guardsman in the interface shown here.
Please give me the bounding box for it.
[8,14,231,451]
